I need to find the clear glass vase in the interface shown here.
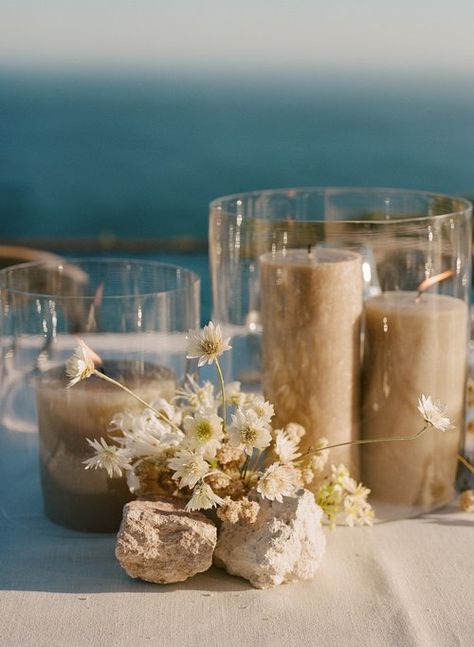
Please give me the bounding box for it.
[209,188,472,520]
[0,259,200,532]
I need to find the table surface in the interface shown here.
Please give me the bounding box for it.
[1,428,473,647]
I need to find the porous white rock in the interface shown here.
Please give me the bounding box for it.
[116,497,217,584]
[214,489,326,589]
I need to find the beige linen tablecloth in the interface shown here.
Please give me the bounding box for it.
[0,429,473,647]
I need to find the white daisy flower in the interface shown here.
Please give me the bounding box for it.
[227,408,272,456]
[183,411,224,459]
[148,398,182,428]
[121,425,182,458]
[168,449,209,489]
[223,381,244,407]
[186,321,232,367]
[111,408,184,457]
[185,480,224,511]
[110,410,139,435]
[66,341,96,387]
[417,394,454,432]
[256,463,299,503]
[242,396,274,427]
[274,428,301,463]
[178,376,216,412]
[83,437,132,479]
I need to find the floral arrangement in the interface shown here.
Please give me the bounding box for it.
[67,322,468,527]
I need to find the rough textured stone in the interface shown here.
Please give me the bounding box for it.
[116,497,217,584]
[214,489,326,589]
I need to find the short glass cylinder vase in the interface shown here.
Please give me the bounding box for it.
[209,187,472,520]
[0,259,200,532]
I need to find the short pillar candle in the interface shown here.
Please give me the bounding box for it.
[36,361,176,532]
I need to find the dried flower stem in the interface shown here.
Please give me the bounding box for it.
[92,369,181,433]
[241,455,250,480]
[214,358,227,433]
[248,448,263,476]
[296,426,428,464]
[457,453,474,475]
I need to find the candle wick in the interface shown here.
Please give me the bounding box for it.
[307,244,312,256]
[417,269,454,298]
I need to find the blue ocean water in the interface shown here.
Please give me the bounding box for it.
[2,71,474,239]
[1,70,474,320]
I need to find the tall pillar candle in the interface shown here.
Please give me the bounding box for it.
[260,248,362,474]
[36,361,176,532]
[361,291,468,516]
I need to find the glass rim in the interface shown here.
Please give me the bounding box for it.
[0,257,201,300]
[209,186,473,224]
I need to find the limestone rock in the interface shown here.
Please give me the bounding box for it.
[214,489,326,589]
[116,497,217,584]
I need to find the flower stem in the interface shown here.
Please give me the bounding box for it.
[92,369,181,433]
[296,425,429,464]
[457,453,474,475]
[247,448,263,479]
[241,455,250,480]
[214,358,227,433]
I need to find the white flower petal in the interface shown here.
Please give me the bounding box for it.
[168,449,209,489]
[82,437,131,478]
[228,408,272,456]
[186,321,232,366]
[274,429,301,463]
[417,394,454,432]
[256,463,299,502]
[183,411,224,459]
[185,481,224,511]
[66,341,96,387]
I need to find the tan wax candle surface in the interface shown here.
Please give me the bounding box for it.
[260,248,362,474]
[362,291,468,515]
[36,361,176,532]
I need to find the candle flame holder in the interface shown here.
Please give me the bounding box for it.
[0,259,200,532]
[209,187,472,520]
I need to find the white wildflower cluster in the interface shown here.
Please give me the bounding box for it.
[70,323,453,525]
[315,465,374,529]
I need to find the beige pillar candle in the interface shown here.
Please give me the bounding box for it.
[361,291,468,516]
[36,361,176,532]
[260,248,362,475]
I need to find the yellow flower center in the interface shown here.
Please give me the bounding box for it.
[196,421,212,441]
[185,459,201,474]
[201,340,218,355]
[241,425,257,445]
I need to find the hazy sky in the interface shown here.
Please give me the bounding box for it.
[1,1,474,75]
